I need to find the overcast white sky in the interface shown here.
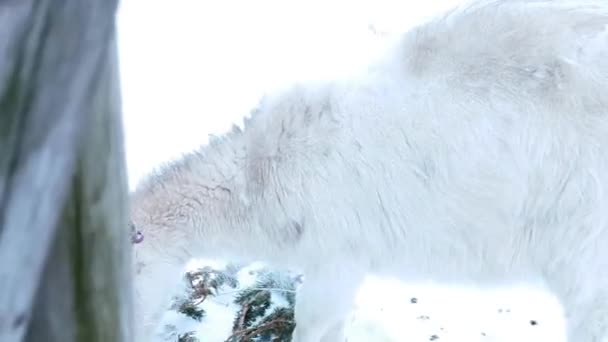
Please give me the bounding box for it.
[116,0,465,187]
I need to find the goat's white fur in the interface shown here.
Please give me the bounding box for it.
[130,1,608,341]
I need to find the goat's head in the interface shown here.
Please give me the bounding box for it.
[130,221,144,244]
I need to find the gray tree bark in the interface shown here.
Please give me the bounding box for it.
[0,0,131,341]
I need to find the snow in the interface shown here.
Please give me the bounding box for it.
[154,260,567,341]
[348,278,566,341]
[117,0,569,340]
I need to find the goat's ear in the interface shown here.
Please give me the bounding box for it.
[129,220,136,233]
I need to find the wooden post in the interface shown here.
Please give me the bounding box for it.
[0,1,131,341]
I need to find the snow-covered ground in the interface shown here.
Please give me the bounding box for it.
[155,259,566,341]
[117,0,569,340]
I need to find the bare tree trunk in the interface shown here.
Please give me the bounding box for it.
[0,1,130,341]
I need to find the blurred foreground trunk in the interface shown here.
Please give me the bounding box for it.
[0,1,132,341]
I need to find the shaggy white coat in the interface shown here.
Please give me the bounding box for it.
[130,1,608,341]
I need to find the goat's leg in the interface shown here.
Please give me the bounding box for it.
[133,257,184,341]
[291,265,363,342]
[546,261,608,342]
[562,291,608,342]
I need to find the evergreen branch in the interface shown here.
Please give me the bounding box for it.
[177,331,199,342]
[232,290,271,331]
[215,287,297,297]
[235,301,250,331]
[224,319,294,342]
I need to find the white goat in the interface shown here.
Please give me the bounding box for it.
[130,1,608,341]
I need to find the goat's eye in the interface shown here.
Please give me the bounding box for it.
[132,231,144,244]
